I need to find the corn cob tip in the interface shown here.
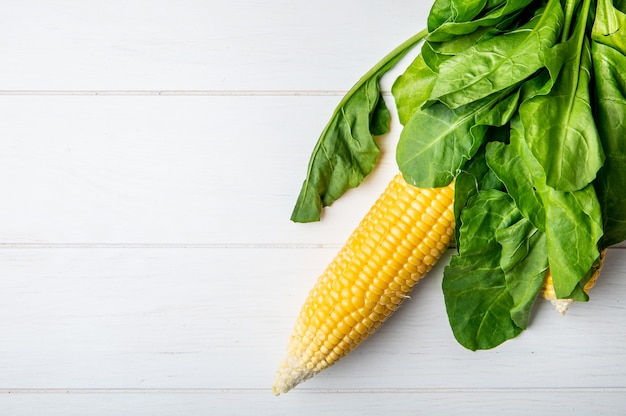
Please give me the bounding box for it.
[272,353,316,396]
[273,174,455,396]
[549,298,574,316]
[542,273,575,315]
[542,249,607,315]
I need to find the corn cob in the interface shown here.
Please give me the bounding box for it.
[542,249,607,315]
[273,173,455,395]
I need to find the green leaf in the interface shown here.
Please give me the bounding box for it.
[570,253,609,302]
[422,26,495,72]
[290,80,382,223]
[291,29,428,222]
[391,54,438,125]
[369,90,391,136]
[520,0,605,192]
[486,116,546,231]
[397,87,517,188]
[394,23,518,133]
[397,101,477,188]
[496,217,547,328]
[453,149,505,248]
[443,190,523,350]
[486,114,603,300]
[392,28,496,125]
[445,166,595,349]
[592,3,626,248]
[542,185,603,298]
[427,0,489,30]
[428,0,564,109]
[475,85,522,126]
[592,0,626,53]
[427,0,536,42]
[485,114,603,300]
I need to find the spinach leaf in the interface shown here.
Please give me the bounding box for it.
[397,86,519,188]
[453,149,504,248]
[476,84,522,126]
[391,25,489,120]
[428,0,489,30]
[542,184,603,298]
[445,139,600,346]
[391,54,438,125]
[428,26,494,56]
[393,28,491,122]
[592,0,626,52]
[291,30,428,222]
[496,217,547,328]
[421,25,494,72]
[396,100,482,188]
[445,187,549,350]
[443,190,523,350]
[568,251,609,302]
[420,40,455,73]
[592,0,626,248]
[486,116,546,231]
[487,116,603,299]
[427,0,537,42]
[520,0,605,192]
[428,0,564,109]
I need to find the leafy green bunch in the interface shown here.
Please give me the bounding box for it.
[290,0,626,350]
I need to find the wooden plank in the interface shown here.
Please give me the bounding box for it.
[0,0,428,91]
[3,0,625,414]
[0,95,399,245]
[1,389,625,416]
[2,95,623,248]
[0,247,624,391]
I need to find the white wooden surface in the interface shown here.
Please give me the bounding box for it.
[0,1,624,414]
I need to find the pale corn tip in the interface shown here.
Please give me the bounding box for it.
[542,249,607,315]
[550,299,574,316]
[272,353,317,396]
[542,273,574,315]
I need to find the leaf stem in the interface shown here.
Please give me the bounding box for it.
[315,28,429,167]
[577,0,592,44]
[561,0,591,42]
[333,28,429,111]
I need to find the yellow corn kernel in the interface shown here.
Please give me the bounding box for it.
[272,173,455,395]
[542,249,607,315]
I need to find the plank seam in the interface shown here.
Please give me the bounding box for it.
[0,243,344,249]
[1,387,625,394]
[0,90,372,97]
[0,244,623,250]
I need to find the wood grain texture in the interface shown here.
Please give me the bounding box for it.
[0,0,427,91]
[0,248,624,413]
[0,95,399,246]
[1,390,626,416]
[0,0,624,414]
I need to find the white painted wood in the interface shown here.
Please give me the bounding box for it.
[0,248,624,391]
[2,95,620,247]
[0,95,400,245]
[0,0,624,414]
[1,390,625,416]
[0,0,429,91]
